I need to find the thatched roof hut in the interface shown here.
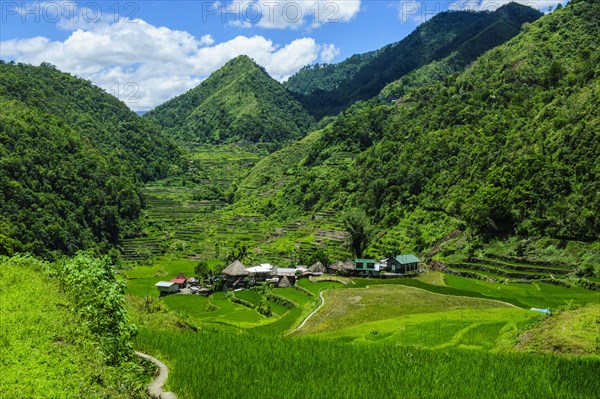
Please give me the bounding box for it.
[222,260,248,277]
[308,262,326,274]
[278,276,292,288]
[328,260,355,274]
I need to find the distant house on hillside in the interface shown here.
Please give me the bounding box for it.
[386,255,420,274]
[155,281,179,296]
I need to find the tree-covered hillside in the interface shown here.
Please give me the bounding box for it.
[0,62,181,257]
[284,3,542,119]
[240,1,600,247]
[145,56,314,148]
[284,49,381,96]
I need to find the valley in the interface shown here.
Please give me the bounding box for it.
[1,1,599,398]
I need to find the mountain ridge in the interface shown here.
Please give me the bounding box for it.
[235,0,600,255]
[145,55,314,148]
[284,3,543,119]
[0,61,181,256]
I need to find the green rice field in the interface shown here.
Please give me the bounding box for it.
[136,327,600,399]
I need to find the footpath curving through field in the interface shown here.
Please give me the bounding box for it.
[136,351,177,399]
[286,289,328,335]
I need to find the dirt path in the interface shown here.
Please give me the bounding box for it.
[135,351,177,399]
[286,289,328,335]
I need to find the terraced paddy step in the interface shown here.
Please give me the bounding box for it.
[486,254,574,270]
[315,228,348,243]
[442,260,553,280]
[471,258,572,274]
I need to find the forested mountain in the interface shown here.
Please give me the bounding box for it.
[145,56,314,147]
[238,1,600,247]
[0,62,181,257]
[284,49,381,97]
[284,3,542,119]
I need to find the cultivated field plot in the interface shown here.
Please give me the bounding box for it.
[130,269,600,398]
[295,284,541,350]
[136,327,600,399]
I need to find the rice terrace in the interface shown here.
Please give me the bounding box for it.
[1,1,600,398]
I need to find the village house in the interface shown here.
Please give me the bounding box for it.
[276,268,297,286]
[222,260,249,288]
[327,260,355,275]
[306,261,326,276]
[246,264,276,284]
[386,254,420,274]
[187,277,200,287]
[353,258,385,276]
[171,272,187,289]
[155,281,179,296]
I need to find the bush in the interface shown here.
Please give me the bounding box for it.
[50,253,137,365]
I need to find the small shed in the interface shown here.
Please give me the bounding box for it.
[387,254,420,273]
[171,278,187,289]
[171,272,187,288]
[155,281,179,296]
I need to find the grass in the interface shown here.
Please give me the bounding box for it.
[443,274,599,310]
[309,308,537,350]
[129,270,600,398]
[136,327,600,399]
[517,304,600,355]
[235,290,264,306]
[0,258,147,398]
[294,284,538,347]
[296,277,345,295]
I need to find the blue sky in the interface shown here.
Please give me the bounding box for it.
[0,1,559,110]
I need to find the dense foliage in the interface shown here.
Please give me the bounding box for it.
[0,62,181,256]
[284,49,381,95]
[284,3,542,119]
[241,1,600,247]
[145,56,314,147]
[51,253,138,365]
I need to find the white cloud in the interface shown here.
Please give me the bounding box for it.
[217,0,362,29]
[320,44,341,63]
[0,18,337,111]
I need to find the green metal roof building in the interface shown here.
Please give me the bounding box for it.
[387,254,420,273]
